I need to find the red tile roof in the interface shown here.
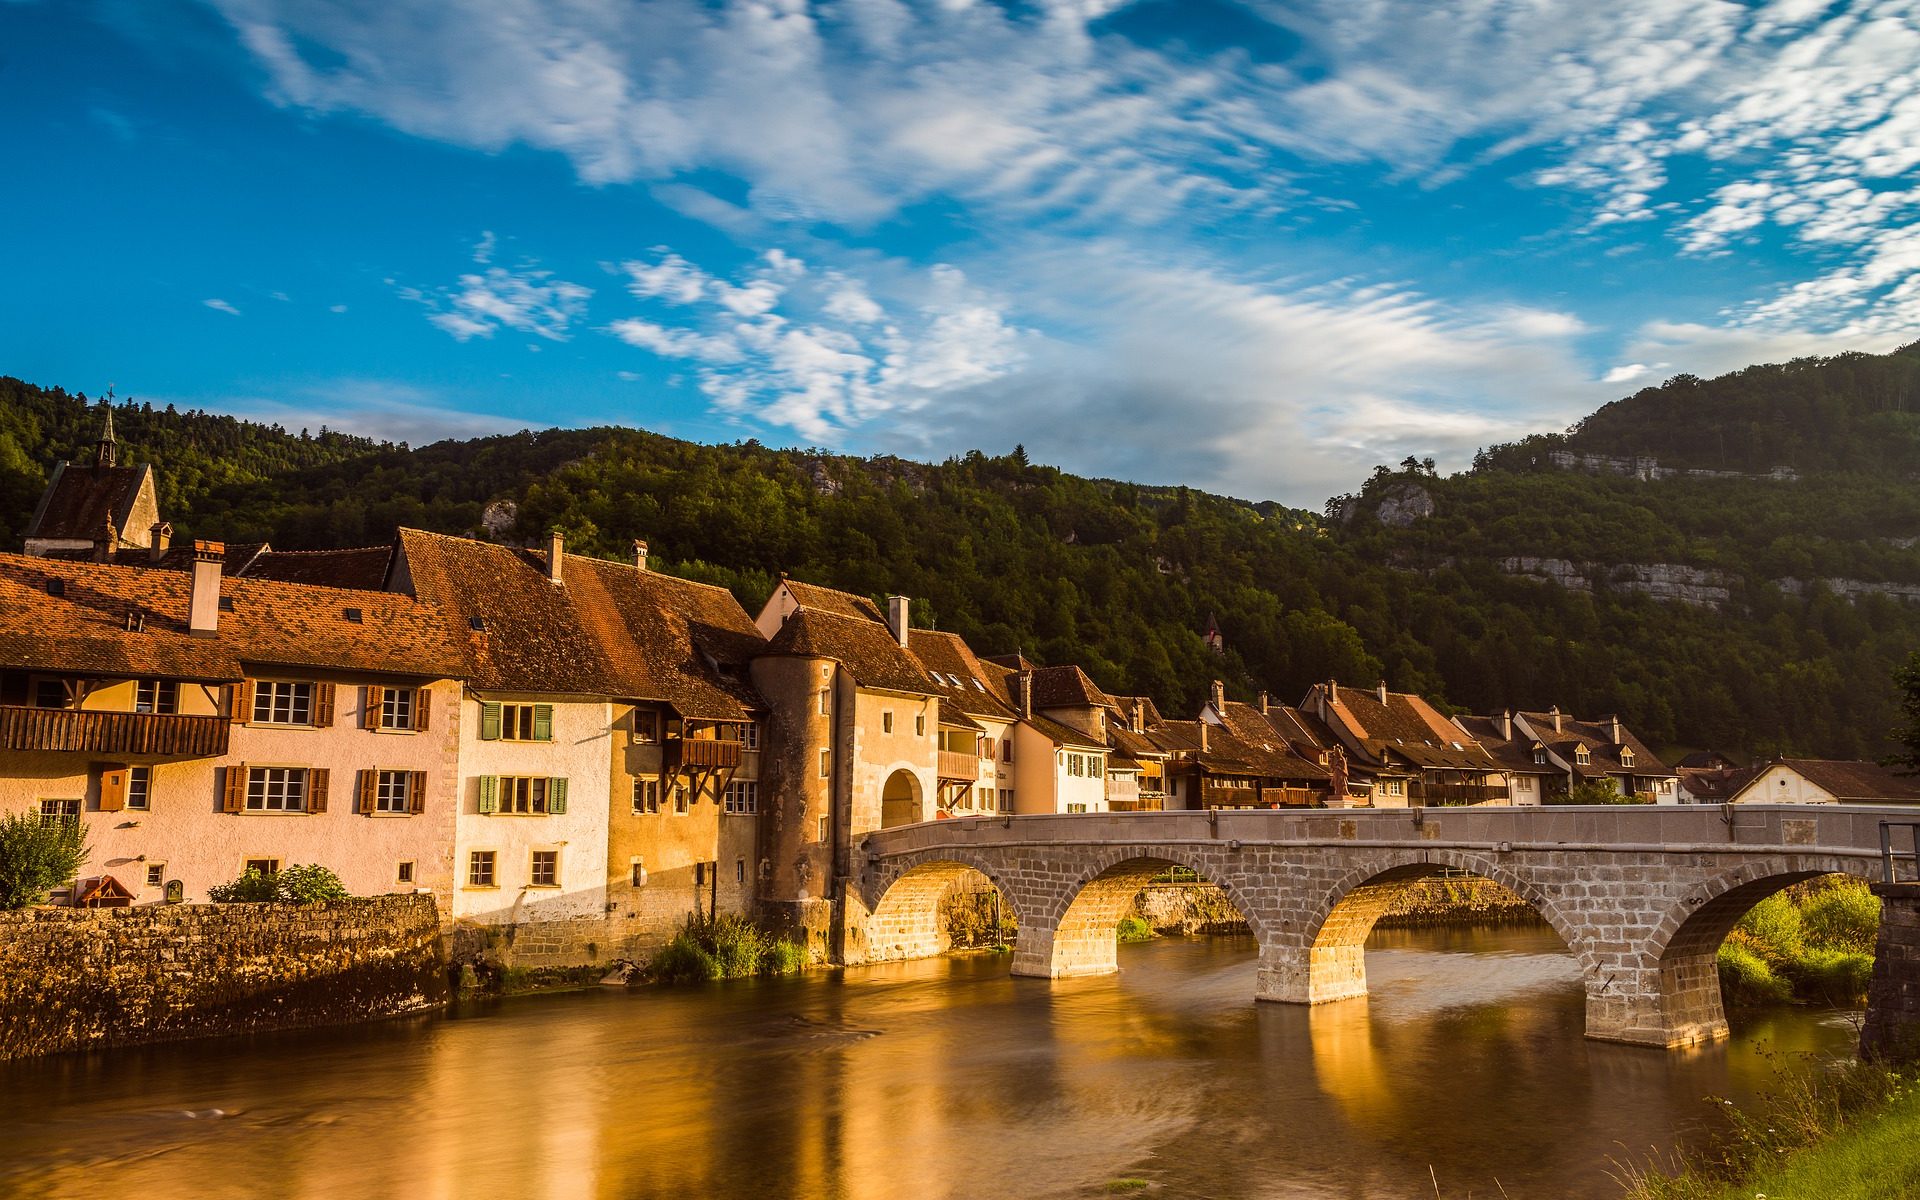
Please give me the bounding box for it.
[241,546,394,591]
[1516,710,1671,778]
[761,607,934,696]
[23,463,152,543]
[1745,759,1920,803]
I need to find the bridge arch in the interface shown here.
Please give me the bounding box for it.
[1632,855,1877,1046]
[1013,845,1273,980]
[856,849,1019,965]
[1283,850,1592,1006]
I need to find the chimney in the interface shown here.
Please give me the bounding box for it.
[1210,679,1226,714]
[1550,705,1563,733]
[1132,699,1145,733]
[1609,715,1623,744]
[632,540,649,571]
[1017,671,1033,718]
[149,522,172,563]
[1198,721,1210,753]
[94,516,117,563]
[1499,709,1512,741]
[188,540,224,636]
[1377,679,1389,704]
[1258,690,1270,715]
[887,595,911,648]
[547,530,564,585]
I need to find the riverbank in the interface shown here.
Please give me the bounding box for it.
[1717,877,1878,1008]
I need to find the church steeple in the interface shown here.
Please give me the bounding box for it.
[94,387,118,469]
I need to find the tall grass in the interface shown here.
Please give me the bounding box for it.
[1718,877,1878,1008]
[645,914,808,984]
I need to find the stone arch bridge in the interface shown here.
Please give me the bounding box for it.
[846,805,1901,1048]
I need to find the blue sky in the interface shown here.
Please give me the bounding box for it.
[2,0,1916,504]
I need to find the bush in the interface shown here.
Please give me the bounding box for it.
[1718,940,1793,1007]
[644,914,807,984]
[1800,880,1880,956]
[1792,948,1875,1006]
[1116,915,1154,943]
[1736,891,1806,965]
[0,813,89,910]
[208,863,350,904]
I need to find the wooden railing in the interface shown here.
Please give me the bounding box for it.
[1109,797,1165,812]
[1202,783,1319,808]
[0,706,228,757]
[1408,780,1511,805]
[675,738,743,769]
[937,750,980,781]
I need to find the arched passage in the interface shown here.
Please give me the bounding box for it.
[1283,854,1587,1008]
[860,858,1017,964]
[1635,861,1875,1047]
[1011,852,1267,981]
[880,769,920,829]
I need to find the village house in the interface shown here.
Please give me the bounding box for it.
[1299,680,1505,806]
[1511,708,1678,803]
[1725,758,1920,806]
[1451,712,1558,806]
[1183,683,1335,808]
[0,544,466,906]
[19,400,162,562]
[1105,695,1173,811]
[906,627,1017,818]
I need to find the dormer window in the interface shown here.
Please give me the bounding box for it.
[1532,747,1547,765]
[1575,746,1591,766]
[1621,749,1635,768]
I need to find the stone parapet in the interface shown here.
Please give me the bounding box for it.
[1862,882,1920,1062]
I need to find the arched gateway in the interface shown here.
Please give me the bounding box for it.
[850,806,1892,1049]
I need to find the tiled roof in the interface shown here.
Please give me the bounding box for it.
[1022,710,1107,750]
[394,529,762,716]
[1453,715,1560,775]
[1517,711,1671,778]
[1311,683,1500,772]
[0,550,463,681]
[1106,723,1167,760]
[779,578,886,624]
[907,629,1018,721]
[1752,759,1920,803]
[1028,664,1119,711]
[1679,766,1756,802]
[241,546,394,591]
[1156,717,1330,782]
[23,463,151,543]
[762,607,934,695]
[1269,705,1341,759]
[1111,694,1164,729]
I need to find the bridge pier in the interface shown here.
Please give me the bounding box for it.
[1253,943,1367,1004]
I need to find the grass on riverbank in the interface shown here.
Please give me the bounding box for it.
[1617,1057,1920,1200]
[1718,878,1878,1008]
[645,914,808,984]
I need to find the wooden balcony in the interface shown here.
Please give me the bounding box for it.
[675,738,743,770]
[938,750,980,781]
[1202,783,1319,808]
[1409,780,1511,805]
[1109,797,1165,812]
[0,706,228,757]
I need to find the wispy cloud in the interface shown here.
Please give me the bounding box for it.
[401,233,592,342]
[219,378,533,445]
[203,298,241,316]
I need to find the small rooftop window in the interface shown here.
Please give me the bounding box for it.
[468,616,487,632]
[343,607,363,623]
[45,578,64,597]
[218,596,235,612]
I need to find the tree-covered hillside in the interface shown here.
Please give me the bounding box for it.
[6,345,1920,763]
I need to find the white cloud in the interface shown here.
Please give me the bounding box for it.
[214,379,533,445]
[404,239,593,342]
[203,298,241,316]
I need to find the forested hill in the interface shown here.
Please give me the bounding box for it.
[7,342,1920,763]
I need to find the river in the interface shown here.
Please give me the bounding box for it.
[0,926,1860,1200]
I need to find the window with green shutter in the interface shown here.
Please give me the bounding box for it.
[548,777,568,814]
[477,775,500,814]
[532,704,554,742]
[487,702,553,741]
[480,702,503,741]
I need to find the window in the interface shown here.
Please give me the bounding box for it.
[1532,748,1547,765]
[1621,749,1636,768]
[246,767,309,812]
[633,777,660,814]
[483,702,552,742]
[126,766,152,811]
[1090,756,1104,779]
[915,713,926,736]
[633,710,660,744]
[38,798,78,826]
[491,776,560,815]
[1067,754,1084,778]
[997,789,1013,813]
[1384,779,1405,797]
[1575,746,1591,766]
[34,680,69,709]
[245,857,281,877]
[819,749,832,778]
[1515,776,1535,793]
[375,770,414,814]
[1067,803,1088,814]
[725,780,759,815]
[694,862,708,887]
[468,851,496,888]
[145,863,165,888]
[817,815,829,843]
[135,680,178,714]
[379,687,416,730]
[397,861,415,885]
[253,681,315,725]
[735,859,745,884]
[721,721,760,749]
[529,850,559,888]
[1003,740,1013,763]
[817,689,830,715]
[673,786,689,815]
[883,711,894,734]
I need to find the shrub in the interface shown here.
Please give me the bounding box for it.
[0,813,89,910]
[1800,880,1880,956]
[1791,948,1875,1006]
[207,863,350,904]
[1735,892,1805,966]
[644,914,807,983]
[1717,940,1793,1007]
[648,935,721,984]
[1116,915,1155,943]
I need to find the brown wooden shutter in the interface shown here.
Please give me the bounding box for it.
[363,685,384,730]
[414,688,431,732]
[229,680,253,724]
[307,768,329,813]
[223,765,247,813]
[409,770,428,814]
[356,769,377,814]
[313,683,336,728]
[98,765,129,811]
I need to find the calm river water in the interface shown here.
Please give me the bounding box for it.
[0,926,1860,1200]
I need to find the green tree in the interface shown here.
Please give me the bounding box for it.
[0,813,89,910]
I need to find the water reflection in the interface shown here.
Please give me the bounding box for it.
[0,927,1858,1200]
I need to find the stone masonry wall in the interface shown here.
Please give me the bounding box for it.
[1862,883,1920,1062]
[0,894,446,1062]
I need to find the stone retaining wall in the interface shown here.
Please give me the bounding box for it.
[0,895,446,1062]
[1862,883,1920,1062]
